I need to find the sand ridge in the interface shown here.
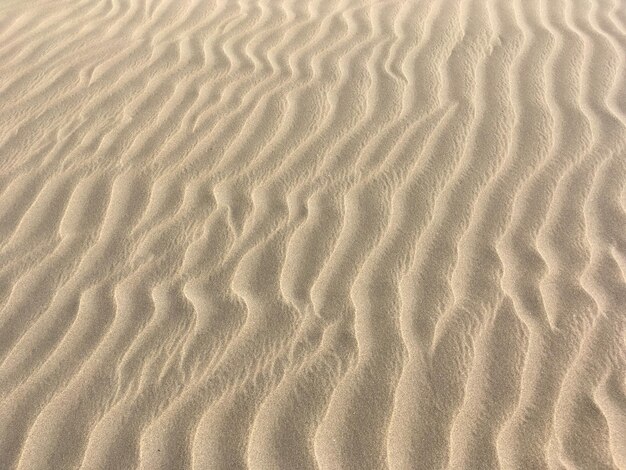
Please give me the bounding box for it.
[0,0,625,468]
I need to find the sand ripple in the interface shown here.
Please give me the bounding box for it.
[0,0,625,468]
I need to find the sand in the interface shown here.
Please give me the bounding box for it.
[0,0,625,468]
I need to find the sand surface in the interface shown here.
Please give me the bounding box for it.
[1,0,626,468]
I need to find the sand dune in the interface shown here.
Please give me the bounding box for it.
[1,0,625,468]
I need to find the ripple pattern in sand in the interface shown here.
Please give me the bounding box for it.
[0,0,625,468]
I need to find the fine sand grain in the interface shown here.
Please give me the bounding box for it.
[1,0,626,468]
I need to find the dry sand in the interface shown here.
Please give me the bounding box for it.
[1,0,626,468]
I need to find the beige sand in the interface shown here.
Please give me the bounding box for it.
[1,0,626,468]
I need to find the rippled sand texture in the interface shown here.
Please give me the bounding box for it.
[1,0,626,468]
